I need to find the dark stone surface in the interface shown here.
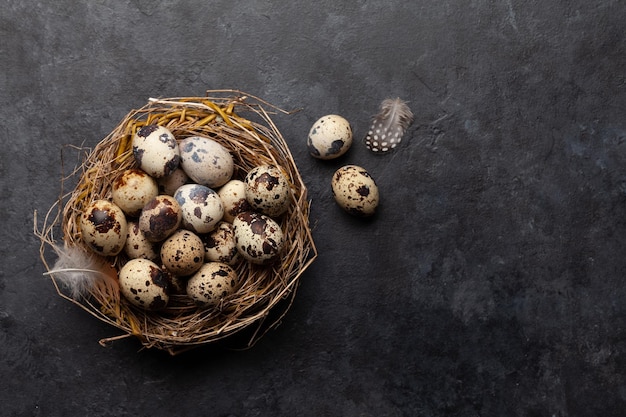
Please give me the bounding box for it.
[2,1,625,416]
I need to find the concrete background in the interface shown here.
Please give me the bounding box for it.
[2,0,625,416]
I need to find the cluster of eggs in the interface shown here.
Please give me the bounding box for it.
[79,125,291,311]
[307,115,380,217]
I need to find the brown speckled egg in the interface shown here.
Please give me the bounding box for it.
[119,259,169,310]
[244,165,291,217]
[186,262,238,308]
[202,221,240,266]
[331,165,379,217]
[233,211,284,264]
[80,199,128,256]
[217,180,253,223]
[138,195,182,242]
[132,125,180,178]
[307,114,353,159]
[112,169,159,217]
[179,136,234,188]
[160,229,205,276]
[124,221,159,261]
[174,183,223,234]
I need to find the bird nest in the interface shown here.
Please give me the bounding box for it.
[35,90,317,355]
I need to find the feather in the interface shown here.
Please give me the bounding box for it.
[44,243,118,299]
[364,98,414,153]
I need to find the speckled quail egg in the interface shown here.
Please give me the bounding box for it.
[174,183,224,234]
[132,125,180,178]
[112,169,159,217]
[331,165,379,217]
[157,167,189,196]
[119,258,169,310]
[160,229,205,276]
[233,211,284,264]
[138,195,182,242]
[124,221,159,261]
[80,199,128,256]
[307,114,353,159]
[244,165,291,217]
[179,136,234,188]
[186,262,238,308]
[202,221,240,266]
[217,179,253,223]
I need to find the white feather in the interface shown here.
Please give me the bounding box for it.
[364,98,414,153]
[44,243,117,299]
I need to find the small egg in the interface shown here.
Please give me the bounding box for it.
[202,221,240,266]
[112,169,159,217]
[179,136,234,188]
[157,167,189,196]
[160,229,205,276]
[132,125,180,178]
[124,221,159,261]
[244,165,291,217]
[80,199,128,256]
[233,211,284,264]
[307,114,353,159]
[119,259,169,310]
[331,165,380,217]
[217,180,253,223]
[174,183,223,234]
[138,195,182,242]
[186,262,238,308]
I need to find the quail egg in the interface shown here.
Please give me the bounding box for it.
[174,183,223,234]
[186,262,238,308]
[112,169,159,217]
[233,211,284,264]
[202,221,240,266]
[244,165,291,217]
[307,114,353,159]
[80,199,128,256]
[119,258,169,310]
[160,229,205,276]
[138,195,182,242]
[331,165,379,217]
[179,136,234,188]
[132,125,180,178]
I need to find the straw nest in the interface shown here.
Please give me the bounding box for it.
[35,90,317,355]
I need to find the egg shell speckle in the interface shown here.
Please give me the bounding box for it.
[112,169,159,217]
[186,262,238,308]
[80,199,128,256]
[202,221,240,266]
[119,259,169,310]
[132,125,180,178]
[233,211,284,264]
[174,183,224,234]
[244,165,291,217]
[331,165,380,217]
[217,180,253,223]
[179,136,234,188]
[138,195,182,242]
[307,114,353,159]
[160,229,205,276]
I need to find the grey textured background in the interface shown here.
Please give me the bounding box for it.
[2,1,626,416]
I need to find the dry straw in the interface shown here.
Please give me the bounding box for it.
[35,90,317,355]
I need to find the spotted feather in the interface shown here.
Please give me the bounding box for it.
[364,98,414,153]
